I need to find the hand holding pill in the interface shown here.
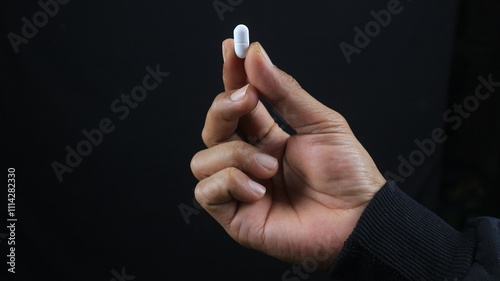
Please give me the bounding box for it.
[191,28,386,269]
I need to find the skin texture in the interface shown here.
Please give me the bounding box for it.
[190,39,387,269]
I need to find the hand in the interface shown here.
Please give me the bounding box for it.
[190,39,386,269]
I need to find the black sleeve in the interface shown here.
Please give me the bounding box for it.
[328,181,500,281]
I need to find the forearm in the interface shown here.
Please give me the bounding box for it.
[329,181,500,281]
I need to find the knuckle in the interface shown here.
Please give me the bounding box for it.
[284,74,303,94]
[201,91,233,147]
[329,111,348,126]
[228,140,247,159]
[194,182,207,206]
[212,91,227,111]
[194,168,238,207]
[324,112,351,132]
[275,73,303,107]
[224,167,243,190]
[190,152,202,179]
[224,167,240,184]
[195,176,223,206]
[286,75,300,89]
[201,128,213,147]
[201,127,223,148]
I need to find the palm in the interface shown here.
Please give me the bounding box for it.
[230,132,379,266]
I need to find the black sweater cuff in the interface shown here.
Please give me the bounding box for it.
[329,181,475,281]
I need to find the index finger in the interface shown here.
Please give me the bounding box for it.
[202,84,260,147]
[222,39,248,91]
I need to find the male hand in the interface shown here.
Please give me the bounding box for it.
[190,39,386,269]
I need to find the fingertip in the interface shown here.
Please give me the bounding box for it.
[245,42,274,70]
[245,43,279,93]
[255,42,273,66]
[230,84,259,108]
[229,84,249,102]
[223,39,248,90]
[248,180,266,197]
[255,153,278,172]
[222,39,233,63]
[190,151,201,179]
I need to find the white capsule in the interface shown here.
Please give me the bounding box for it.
[233,24,250,59]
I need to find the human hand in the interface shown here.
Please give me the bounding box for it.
[190,39,386,269]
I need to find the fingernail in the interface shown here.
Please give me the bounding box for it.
[256,153,278,170]
[257,42,273,66]
[230,84,248,101]
[249,180,266,196]
[222,42,227,63]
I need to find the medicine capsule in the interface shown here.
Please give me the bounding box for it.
[233,24,249,59]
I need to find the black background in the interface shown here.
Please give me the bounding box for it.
[1,0,498,280]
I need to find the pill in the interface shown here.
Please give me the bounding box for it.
[233,24,249,59]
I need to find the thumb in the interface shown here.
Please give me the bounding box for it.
[244,42,350,135]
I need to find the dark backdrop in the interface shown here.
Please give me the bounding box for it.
[1,0,498,280]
